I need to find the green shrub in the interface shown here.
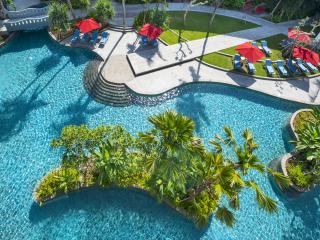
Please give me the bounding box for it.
[222,0,245,9]
[34,167,80,204]
[89,0,114,23]
[70,0,90,9]
[133,10,152,30]
[48,2,69,32]
[133,8,169,30]
[287,163,312,188]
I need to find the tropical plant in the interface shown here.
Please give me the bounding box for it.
[287,163,312,188]
[71,0,90,10]
[179,125,289,226]
[139,111,288,226]
[138,110,204,200]
[35,111,288,227]
[48,1,69,36]
[90,0,114,24]
[290,107,320,187]
[34,167,80,204]
[92,126,142,186]
[265,0,320,21]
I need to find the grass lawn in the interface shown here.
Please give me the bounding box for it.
[160,11,259,44]
[202,34,288,78]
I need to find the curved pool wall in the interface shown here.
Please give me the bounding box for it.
[0,30,319,240]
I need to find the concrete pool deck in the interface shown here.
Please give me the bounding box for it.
[51,3,319,106]
[126,60,320,105]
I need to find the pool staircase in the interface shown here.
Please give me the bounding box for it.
[83,60,133,106]
[2,5,49,32]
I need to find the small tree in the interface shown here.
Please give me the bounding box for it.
[93,0,114,24]
[48,2,69,39]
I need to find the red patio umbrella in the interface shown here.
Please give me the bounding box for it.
[288,28,311,44]
[76,18,101,33]
[235,42,265,63]
[293,46,320,66]
[139,24,163,40]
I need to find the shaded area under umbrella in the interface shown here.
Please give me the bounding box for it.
[138,24,163,40]
[236,42,265,63]
[76,18,101,33]
[293,46,320,66]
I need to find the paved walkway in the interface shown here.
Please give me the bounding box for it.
[127,24,289,75]
[126,3,296,75]
[127,60,320,105]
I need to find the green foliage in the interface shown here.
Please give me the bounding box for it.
[222,0,245,9]
[287,163,312,188]
[51,125,113,164]
[34,167,80,204]
[92,126,142,186]
[133,8,169,30]
[48,2,69,32]
[291,107,320,186]
[70,0,90,9]
[265,0,320,21]
[35,111,285,228]
[89,0,114,23]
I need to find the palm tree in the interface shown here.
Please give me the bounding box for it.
[48,2,69,39]
[122,0,126,32]
[0,0,6,19]
[270,0,283,19]
[181,126,289,226]
[139,110,204,199]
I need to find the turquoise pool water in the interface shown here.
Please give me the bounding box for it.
[0,31,319,240]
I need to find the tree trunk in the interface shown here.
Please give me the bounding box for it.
[122,0,126,32]
[270,0,283,18]
[66,0,76,19]
[0,0,7,19]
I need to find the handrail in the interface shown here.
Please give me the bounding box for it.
[7,6,48,20]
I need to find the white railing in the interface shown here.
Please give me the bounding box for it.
[4,16,49,31]
[7,6,48,20]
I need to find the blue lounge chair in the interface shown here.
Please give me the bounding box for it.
[276,60,288,77]
[265,59,275,76]
[140,36,148,46]
[295,58,309,74]
[247,61,256,74]
[287,59,299,75]
[233,54,242,70]
[251,41,259,48]
[81,32,90,42]
[99,31,109,46]
[89,31,99,45]
[279,39,291,49]
[151,39,158,47]
[261,40,272,56]
[71,29,80,44]
[304,61,319,73]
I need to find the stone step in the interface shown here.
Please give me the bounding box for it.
[83,59,133,106]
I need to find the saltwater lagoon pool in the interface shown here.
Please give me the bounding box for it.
[0,31,319,240]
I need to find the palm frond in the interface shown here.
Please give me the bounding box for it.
[247,181,278,213]
[215,206,235,227]
[267,168,291,190]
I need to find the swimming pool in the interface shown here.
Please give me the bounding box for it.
[0,31,319,240]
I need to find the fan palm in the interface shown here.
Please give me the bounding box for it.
[139,110,203,199]
[48,2,69,36]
